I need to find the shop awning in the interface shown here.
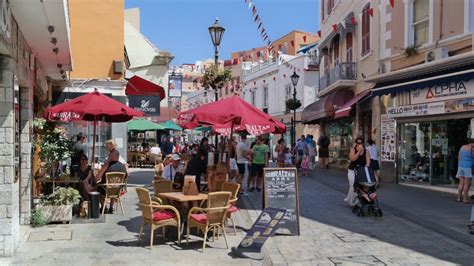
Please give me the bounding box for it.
[302,90,354,124]
[126,75,166,100]
[334,91,371,119]
[372,69,474,96]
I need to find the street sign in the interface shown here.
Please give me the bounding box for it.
[263,168,300,236]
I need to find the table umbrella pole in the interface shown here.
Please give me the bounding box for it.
[91,116,97,169]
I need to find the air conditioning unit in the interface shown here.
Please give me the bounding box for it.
[113,60,124,74]
[425,48,449,63]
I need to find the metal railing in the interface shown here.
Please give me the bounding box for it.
[319,62,357,92]
[243,59,277,76]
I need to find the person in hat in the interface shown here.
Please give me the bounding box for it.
[162,154,184,184]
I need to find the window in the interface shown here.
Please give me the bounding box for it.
[322,0,325,20]
[263,86,268,108]
[412,0,429,46]
[346,33,353,62]
[332,34,340,64]
[327,0,334,14]
[251,90,256,106]
[361,4,371,56]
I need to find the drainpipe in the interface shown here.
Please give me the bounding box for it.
[436,0,444,47]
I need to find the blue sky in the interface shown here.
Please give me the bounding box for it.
[125,0,320,66]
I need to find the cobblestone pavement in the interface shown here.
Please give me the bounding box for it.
[243,167,474,265]
[1,169,256,266]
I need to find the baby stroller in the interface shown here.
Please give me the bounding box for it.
[352,166,383,217]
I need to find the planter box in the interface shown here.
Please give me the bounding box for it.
[38,205,73,223]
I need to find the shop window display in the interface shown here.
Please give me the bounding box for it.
[400,123,431,182]
[328,118,353,165]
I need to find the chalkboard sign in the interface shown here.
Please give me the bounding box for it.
[263,168,300,236]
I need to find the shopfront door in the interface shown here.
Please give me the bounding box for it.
[430,121,449,185]
[399,122,431,183]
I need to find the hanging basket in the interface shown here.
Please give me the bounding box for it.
[286,99,302,110]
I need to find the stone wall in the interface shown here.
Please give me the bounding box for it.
[20,87,32,225]
[0,55,19,257]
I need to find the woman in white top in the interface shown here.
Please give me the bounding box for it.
[366,139,380,186]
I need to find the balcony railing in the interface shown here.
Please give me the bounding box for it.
[243,59,277,76]
[319,62,357,92]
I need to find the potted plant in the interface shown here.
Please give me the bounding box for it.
[33,118,75,186]
[286,98,302,111]
[405,45,418,57]
[36,187,81,223]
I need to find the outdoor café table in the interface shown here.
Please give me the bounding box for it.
[38,177,81,185]
[157,192,208,235]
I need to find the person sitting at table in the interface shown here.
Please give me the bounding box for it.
[76,154,93,201]
[184,150,207,192]
[162,154,184,188]
[95,149,128,213]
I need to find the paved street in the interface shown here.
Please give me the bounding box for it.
[1,169,255,266]
[243,165,474,265]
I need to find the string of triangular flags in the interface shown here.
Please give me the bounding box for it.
[243,0,307,89]
[319,0,395,39]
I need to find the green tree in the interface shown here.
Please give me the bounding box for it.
[201,65,234,91]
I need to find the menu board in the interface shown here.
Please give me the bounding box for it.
[263,168,300,236]
[381,115,396,162]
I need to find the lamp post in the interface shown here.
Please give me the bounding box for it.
[208,18,225,150]
[290,71,300,148]
[208,18,225,102]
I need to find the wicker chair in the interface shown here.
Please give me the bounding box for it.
[100,172,127,215]
[187,191,231,252]
[152,180,173,204]
[136,187,181,248]
[222,182,241,235]
[136,153,147,168]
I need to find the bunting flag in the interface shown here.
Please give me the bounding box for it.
[263,79,266,83]
[290,40,295,47]
[258,22,262,29]
[368,7,374,17]
[317,30,321,37]
[253,81,256,85]
[341,20,346,30]
[332,24,338,32]
[303,35,307,43]
[273,77,276,81]
[254,15,259,22]
[350,16,357,25]
[390,0,395,8]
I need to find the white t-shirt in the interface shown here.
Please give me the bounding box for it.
[366,145,378,161]
[236,141,248,164]
[162,164,182,181]
[150,146,161,155]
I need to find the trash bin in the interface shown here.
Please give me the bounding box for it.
[88,192,100,219]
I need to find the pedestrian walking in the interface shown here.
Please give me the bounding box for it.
[346,137,370,206]
[236,135,249,194]
[307,134,317,171]
[301,155,309,176]
[366,139,380,186]
[456,139,473,203]
[317,134,330,169]
[248,136,269,192]
[275,138,286,168]
[293,135,307,169]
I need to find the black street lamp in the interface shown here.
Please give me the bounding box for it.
[208,18,225,150]
[208,18,225,102]
[290,71,300,147]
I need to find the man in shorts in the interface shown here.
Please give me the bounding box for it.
[249,136,269,192]
[236,135,249,194]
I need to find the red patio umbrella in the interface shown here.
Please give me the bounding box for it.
[45,89,144,163]
[177,96,285,136]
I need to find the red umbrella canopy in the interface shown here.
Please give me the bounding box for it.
[45,89,144,122]
[177,96,286,136]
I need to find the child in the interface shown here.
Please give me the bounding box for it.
[284,148,293,167]
[301,155,309,176]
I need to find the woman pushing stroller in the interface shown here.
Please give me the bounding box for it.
[345,137,371,206]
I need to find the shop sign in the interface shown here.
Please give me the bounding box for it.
[386,102,445,118]
[410,79,474,104]
[168,74,182,98]
[380,115,396,162]
[128,95,160,116]
[263,168,300,236]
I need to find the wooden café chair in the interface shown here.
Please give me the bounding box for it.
[136,187,181,248]
[152,180,173,204]
[186,191,231,252]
